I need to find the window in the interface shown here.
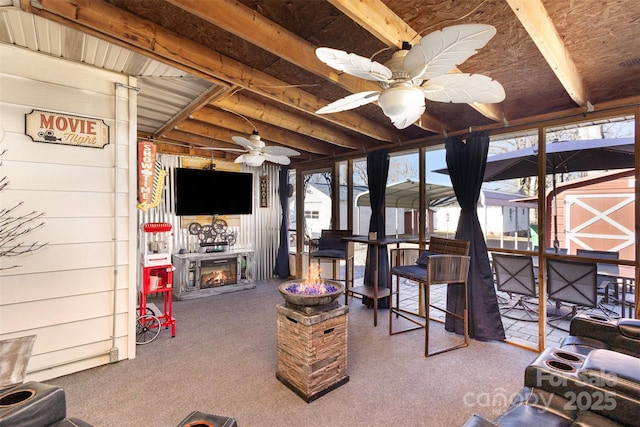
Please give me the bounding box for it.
[304,210,319,219]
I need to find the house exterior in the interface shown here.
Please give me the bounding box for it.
[302,184,332,238]
[429,189,534,246]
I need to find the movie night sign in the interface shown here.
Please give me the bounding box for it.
[25,109,110,148]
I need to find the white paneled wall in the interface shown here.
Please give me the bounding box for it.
[0,45,137,381]
[0,44,286,385]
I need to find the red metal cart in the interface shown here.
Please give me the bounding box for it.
[137,223,176,344]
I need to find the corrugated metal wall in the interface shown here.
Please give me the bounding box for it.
[138,154,282,281]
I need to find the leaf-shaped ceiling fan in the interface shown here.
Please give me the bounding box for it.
[231,130,300,167]
[315,24,505,129]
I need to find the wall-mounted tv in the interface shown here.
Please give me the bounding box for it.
[174,168,253,216]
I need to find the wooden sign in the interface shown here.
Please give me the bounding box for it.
[25,109,109,148]
[137,141,164,211]
[260,175,269,208]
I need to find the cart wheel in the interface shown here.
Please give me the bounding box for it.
[136,306,155,317]
[136,314,161,345]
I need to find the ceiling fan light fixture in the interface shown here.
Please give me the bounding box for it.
[378,84,425,118]
[243,153,265,167]
[248,131,265,149]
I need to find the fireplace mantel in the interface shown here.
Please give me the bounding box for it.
[172,250,255,300]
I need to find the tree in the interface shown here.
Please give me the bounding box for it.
[0,145,47,270]
[352,154,418,186]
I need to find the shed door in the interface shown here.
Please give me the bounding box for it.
[565,193,635,258]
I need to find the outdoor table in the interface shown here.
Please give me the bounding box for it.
[341,235,418,326]
[597,264,636,317]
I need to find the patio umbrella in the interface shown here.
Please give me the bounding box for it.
[481,137,634,182]
[435,137,635,249]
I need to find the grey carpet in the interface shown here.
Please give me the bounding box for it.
[50,279,537,427]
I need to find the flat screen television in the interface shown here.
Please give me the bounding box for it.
[174,168,253,215]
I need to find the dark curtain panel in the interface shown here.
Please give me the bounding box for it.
[444,132,505,341]
[364,150,390,308]
[273,167,290,278]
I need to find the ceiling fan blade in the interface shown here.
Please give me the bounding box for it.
[232,135,261,151]
[422,73,505,104]
[385,104,426,130]
[404,24,497,80]
[262,146,300,157]
[316,47,392,82]
[316,91,380,114]
[263,153,291,165]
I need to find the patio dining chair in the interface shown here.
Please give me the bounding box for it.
[532,246,568,278]
[492,253,538,322]
[603,278,636,319]
[389,237,471,356]
[308,229,354,305]
[616,282,636,318]
[546,258,598,331]
[576,249,620,317]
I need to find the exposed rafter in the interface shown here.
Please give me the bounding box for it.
[329,0,507,125]
[213,92,368,150]
[27,0,404,146]
[153,84,231,138]
[188,107,337,156]
[166,0,446,133]
[11,0,637,166]
[506,0,589,108]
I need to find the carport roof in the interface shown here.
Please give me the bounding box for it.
[355,180,536,209]
[355,180,456,209]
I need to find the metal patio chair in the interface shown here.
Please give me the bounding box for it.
[308,229,354,305]
[546,258,599,331]
[492,253,538,322]
[576,249,620,317]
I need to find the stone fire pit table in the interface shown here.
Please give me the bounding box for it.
[275,279,349,402]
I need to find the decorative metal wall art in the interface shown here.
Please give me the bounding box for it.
[260,175,269,208]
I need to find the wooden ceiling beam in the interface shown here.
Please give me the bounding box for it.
[506,0,589,107]
[189,107,341,156]
[329,0,507,125]
[213,92,370,151]
[166,0,445,133]
[137,131,232,159]
[158,129,240,152]
[175,110,334,157]
[27,0,402,143]
[166,0,373,94]
[153,83,232,138]
[328,0,415,50]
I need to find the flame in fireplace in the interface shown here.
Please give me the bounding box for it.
[202,269,230,287]
[297,264,329,294]
[213,270,228,284]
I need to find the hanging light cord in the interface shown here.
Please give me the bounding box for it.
[411,0,489,45]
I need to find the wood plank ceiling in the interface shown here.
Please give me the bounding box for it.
[6,0,640,166]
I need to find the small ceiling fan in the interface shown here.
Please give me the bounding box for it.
[315,24,505,129]
[231,130,300,167]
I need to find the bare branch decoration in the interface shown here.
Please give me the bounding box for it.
[0,145,48,270]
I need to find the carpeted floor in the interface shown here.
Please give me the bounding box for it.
[50,279,538,427]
